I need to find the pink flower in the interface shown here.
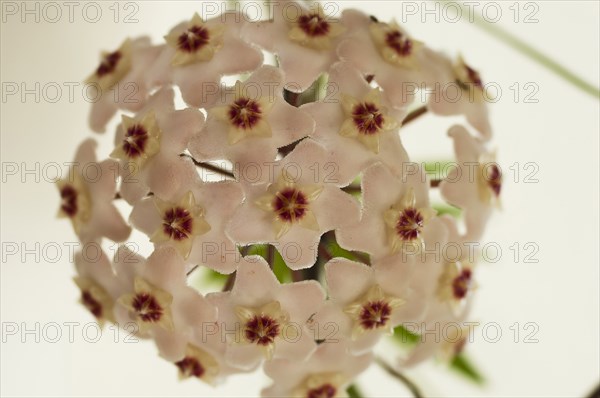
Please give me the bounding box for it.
[129,179,245,275]
[110,87,205,204]
[302,62,408,186]
[337,163,444,260]
[439,125,501,241]
[312,256,426,355]
[113,246,217,336]
[86,37,162,133]
[401,216,476,366]
[207,256,326,369]
[188,66,315,181]
[146,12,263,108]
[428,55,493,140]
[57,139,131,243]
[73,248,120,325]
[262,340,372,397]
[337,16,447,108]
[242,1,347,92]
[227,139,361,269]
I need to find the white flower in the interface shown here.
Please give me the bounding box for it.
[85,37,162,133]
[262,341,372,397]
[338,15,447,108]
[301,62,408,186]
[146,12,263,108]
[57,139,131,243]
[188,66,315,182]
[208,256,326,369]
[242,1,346,92]
[439,125,501,240]
[337,163,444,260]
[110,87,205,204]
[129,179,245,274]
[113,246,216,336]
[428,55,492,140]
[227,139,361,269]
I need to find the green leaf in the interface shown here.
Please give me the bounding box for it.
[203,269,229,285]
[392,324,421,347]
[244,244,292,284]
[326,235,371,264]
[450,354,485,385]
[346,384,364,398]
[433,203,462,218]
[271,249,292,283]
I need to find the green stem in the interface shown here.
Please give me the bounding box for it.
[375,357,424,398]
[438,0,600,99]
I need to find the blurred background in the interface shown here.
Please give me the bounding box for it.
[1,1,599,397]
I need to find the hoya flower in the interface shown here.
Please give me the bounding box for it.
[227,139,361,269]
[73,249,120,325]
[129,179,244,274]
[85,37,162,133]
[428,55,492,140]
[208,256,326,370]
[338,15,446,108]
[110,87,205,204]
[188,66,315,180]
[302,62,408,186]
[57,139,131,243]
[242,1,346,92]
[146,12,263,108]
[114,246,217,335]
[439,125,501,241]
[311,256,425,355]
[262,341,373,398]
[337,163,444,260]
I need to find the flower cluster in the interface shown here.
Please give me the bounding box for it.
[60,2,501,396]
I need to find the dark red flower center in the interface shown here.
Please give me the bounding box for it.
[359,300,392,330]
[452,269,472,299]
[298,13,330,37]
[122,124,149,158]
[484,164,502,197]
[352,102,384,135]
[132,293,163,323]
[81,290,103,318]
[96,51,121,78]
[244,315,281,346]
[60,185,78,217]
[456,62,484,91]
[385,30,413,57]
[307,384,337,398]
[162,207,193,241]
[395,208,424,241]
[273,188,308,223]
[175,356,205,378]
[177,25,210,53]
[228,98,262,130]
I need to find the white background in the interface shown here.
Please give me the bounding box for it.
[1,1,599,397]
